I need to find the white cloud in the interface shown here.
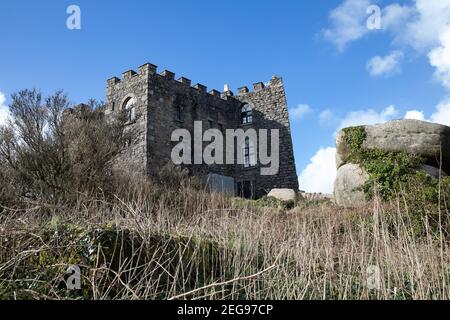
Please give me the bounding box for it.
[319,109,334,125]
[322,0,371,52]
[402,99,450,126]
[299,147,337,194]
[367,51,404,77]
[430,99,450,126]
[382,3,414,31]
[322,1,415,51]
[290,104,313,120]
[397,0,450,52]
[404,110,425,120]
[429,29,450,89]
[337,105,398,131]
[0,91,10,126]
[388,1,450,88]
[324,0,450,90]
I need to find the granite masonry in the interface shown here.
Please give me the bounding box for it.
[104,63,298,198]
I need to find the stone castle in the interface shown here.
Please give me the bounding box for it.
[104,62,298,198]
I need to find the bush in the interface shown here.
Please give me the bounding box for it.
[251,196,296,210]
[0,89,128,206]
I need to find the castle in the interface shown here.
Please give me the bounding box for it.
[104,63,298,198]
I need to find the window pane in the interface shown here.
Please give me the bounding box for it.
[241,104,253,125]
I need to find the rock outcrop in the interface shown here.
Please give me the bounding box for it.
[268,189,297,202]
[334,164,369,207]
[336,119,450,172]
[334,120,450,207]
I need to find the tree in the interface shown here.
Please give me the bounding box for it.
[0,89,127,205]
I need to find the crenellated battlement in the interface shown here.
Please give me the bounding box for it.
[177,77,191,86]
[107,63,283,102]
[160,70,175,80]
[122,69,137,79]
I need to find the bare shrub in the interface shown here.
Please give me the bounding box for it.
[0,89,127,206]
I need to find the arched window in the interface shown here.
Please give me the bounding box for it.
[123,97,136,123]
[242,137,256,168]
[241,104,253,125]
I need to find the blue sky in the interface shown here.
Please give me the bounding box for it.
[1,0,449,193]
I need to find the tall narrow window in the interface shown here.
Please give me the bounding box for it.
[123,97,136,123]
[175,105,183,121]
[241,104,253,125]
[242,137,256,168]
[192,103,199,121]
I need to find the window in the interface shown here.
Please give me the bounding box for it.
[111,102,115,111]
[192,103,199,120]
[208,120,214,129]
[242,137,256,168]
[241,104,253,125]
[175,105,183,121]
[173,94,185,122]
[123,97,136,123]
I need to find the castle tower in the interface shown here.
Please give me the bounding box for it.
[105,64,155,174]
[233,76,299,197]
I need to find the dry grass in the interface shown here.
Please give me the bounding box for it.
[0,176,448,300]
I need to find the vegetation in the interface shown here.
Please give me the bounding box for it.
[342,126,450,205]
[0,89,128,205]
[249,195,297,210]
[0,90,449,300]
[1,178,449,300]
